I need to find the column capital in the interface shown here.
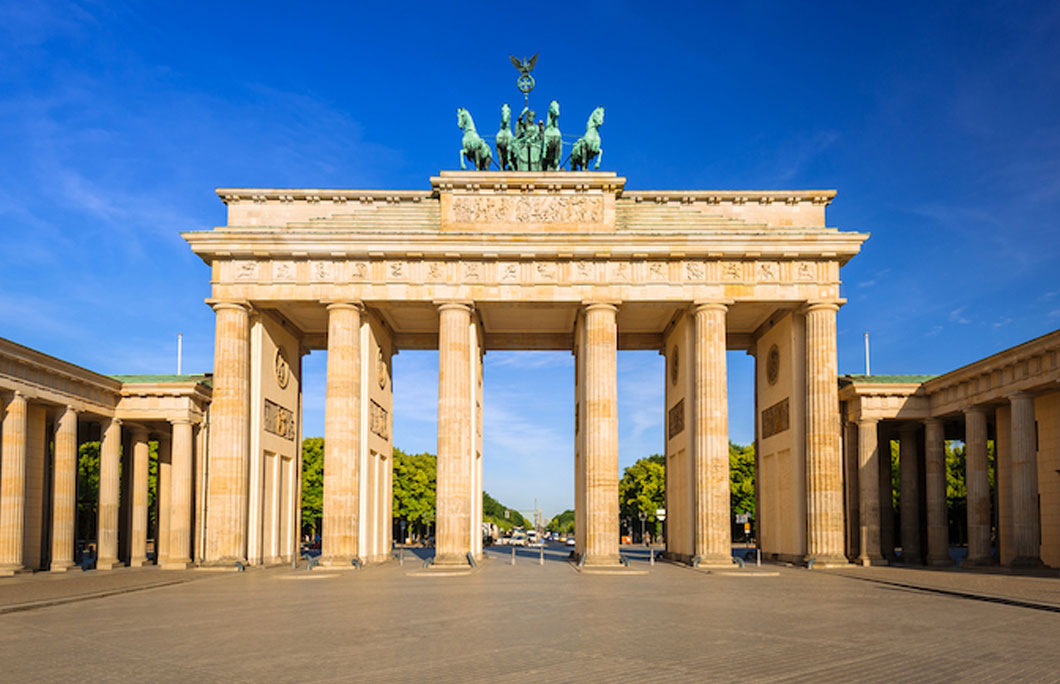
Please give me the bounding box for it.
[923,417,943,428]
[206,299,251,314]
[581,301,619,314]
[691,300,731,314]
[169,417,193,426]
[963,405,988,418]
[106,416,122,427]
[1006,390,1035,402]
[434,301,474,314]
[857,417,879,428]
[802,300,844,314]
[324,300,363,312]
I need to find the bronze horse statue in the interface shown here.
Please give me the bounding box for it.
[570,106,604,171]
[496,104,514,171]
[542,100,562,171]
[457,107,492,171]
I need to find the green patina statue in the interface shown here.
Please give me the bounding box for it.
[542,100,562,171]
[457,107,492,171]
[496,104,514,171]
[570,106,604,171]
[456,55,602,172]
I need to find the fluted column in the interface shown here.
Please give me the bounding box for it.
[0,392,29,575]
[128,425,150,567]
[322,302,362,566]
[898,424,921,564]
[843,421,860,560]
[804,302,846,566]
[692,302,731,565]
[1009,392,1041,566]
[924,419,950,565]
[204,301,251,564]
[164,419,194,569]
[156,432,172,564]
[582,303,619,566]
[97,417,122,569]
[49,406,78,572]
[856,418,884,565]
[436,302,473,565]
[964,407,991,565]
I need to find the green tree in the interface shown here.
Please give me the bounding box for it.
[729,442,755,516]
[483,491,529,532]
[392,448,436,541]
[619,454,665,541]
[301,437,324,536]
[77,441,101,544]
[546,509,574,535]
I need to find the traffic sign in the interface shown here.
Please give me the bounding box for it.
[656,508,666,521]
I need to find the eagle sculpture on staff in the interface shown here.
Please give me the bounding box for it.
[510,53,538,102]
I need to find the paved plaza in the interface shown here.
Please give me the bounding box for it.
[2,546,1060,683]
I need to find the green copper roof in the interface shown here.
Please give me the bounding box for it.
[839,374,937,386]
[110,374,213,388]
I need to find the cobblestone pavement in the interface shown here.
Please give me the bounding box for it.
[2,546,1060,683]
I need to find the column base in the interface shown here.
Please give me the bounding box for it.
[961,556,996,568]
[127,557,149,568]
[805,554,849,568]
[319,555,363,569]
[95,558,123,570]
[432,553,473,567]
[49,562,77,573]
[160,559,193,570]
[0,564,29,577]
[692,553,735,568]
[856,555,887,567]
[926,556,953,567]
[1006,556,1043,569]
[581,553,623,567]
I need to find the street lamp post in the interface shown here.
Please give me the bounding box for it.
[639,511,647,546]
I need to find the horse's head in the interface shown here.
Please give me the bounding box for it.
[591,106,605,128]
[549,100,560,120]
[457,107,470,130]
[500,103,510,124]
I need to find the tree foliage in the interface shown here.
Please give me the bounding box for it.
[546,509,574,534]
[392,447,436,535]
[619,454,666,539]
[729,442,755,516]
[301,437,324,536]
[483,491,529,531]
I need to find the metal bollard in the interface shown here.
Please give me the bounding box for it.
[399,548,404,566]
[757,548,761,567]
[650,547,655,567]
[511,545,516,566]
[539,542,544,566]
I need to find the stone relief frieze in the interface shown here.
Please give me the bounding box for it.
[370,399,390,439]
[427,262,444,280]
[761,398,789,439]
[235,261,258,281]
[685,261,704,280]
[272,261,295,281]
[757,262,779,282]
[500,263,518,281]
[351,262,368,280]
[722,262,742,281]
[649,262,666,280]
[388,261,405,279]
[264,399,296,441]
[668,398,685,439]
[611,262,630,280]
[450,194,604,224]
[311,260,334,281]
[464,262,481,280]
[796,262,815,281]
[535,262,557,280]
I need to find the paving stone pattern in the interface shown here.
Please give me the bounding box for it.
[1,546,1059,682]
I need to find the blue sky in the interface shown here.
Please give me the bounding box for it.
[2,1,1058,516]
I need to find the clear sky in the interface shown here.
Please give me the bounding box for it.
[2,1,1058,517]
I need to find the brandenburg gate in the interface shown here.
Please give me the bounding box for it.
[183,170,868,568]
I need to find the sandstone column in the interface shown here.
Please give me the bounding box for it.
[878,428,896,560]
[436,302,473,565]
[856,418,884,565]
[804,302,846,566]
[156,432,172,564]
[924,419,950,565]
[322,302,362,566]
[204,301,251,564]
[164,419,194,569]
[0,391,29,575]
[1008,392,1040,566]
[50,406,78,572]
[964,407,991,565]
[582,303,620,566]
[97,418,122,569]
[898,424,921,564]
[692,302,731,565]
[843,420,860,560]
[128,426,150,567]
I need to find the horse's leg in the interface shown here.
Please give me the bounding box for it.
[594,147,602,170]
[460,149,467,170]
